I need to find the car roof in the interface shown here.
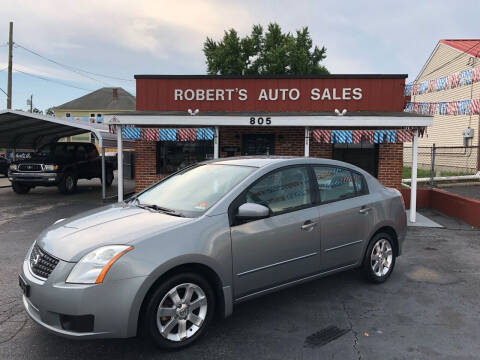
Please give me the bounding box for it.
[209,156,298,167]
[207,156,368,172]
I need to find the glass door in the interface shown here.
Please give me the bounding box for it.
[242,134,275,155]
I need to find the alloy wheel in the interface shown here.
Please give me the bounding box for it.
[370,238,393,277]
[156,283,208,342]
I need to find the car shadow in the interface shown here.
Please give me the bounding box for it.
[23,268,371,359]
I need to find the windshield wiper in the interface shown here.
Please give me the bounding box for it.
[133,200,184,217]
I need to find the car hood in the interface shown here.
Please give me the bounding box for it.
[36,203,193,262]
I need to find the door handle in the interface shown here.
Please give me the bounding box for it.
[301,221,317,230]
[359,207,371,214]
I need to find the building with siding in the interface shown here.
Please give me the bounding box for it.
[53,87,135,142]
[405,39,480,173]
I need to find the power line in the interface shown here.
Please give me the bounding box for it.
[423,40,480,78]
[14,43,113,86]
[14,42,134,82]
[0,86,7,96]
[14,68,93,92]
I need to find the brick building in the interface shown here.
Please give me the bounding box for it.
[107,75,431,210]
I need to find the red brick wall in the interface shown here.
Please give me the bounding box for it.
[134,140,168,193]
[134,130,403,192]
[377,143,403,190]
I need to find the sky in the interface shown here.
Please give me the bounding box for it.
[0,0,478,111]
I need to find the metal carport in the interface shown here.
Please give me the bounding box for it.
[0,110,129,199]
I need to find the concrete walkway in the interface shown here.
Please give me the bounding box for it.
[407,210,443,228]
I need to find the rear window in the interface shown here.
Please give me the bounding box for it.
[313,166,367,203]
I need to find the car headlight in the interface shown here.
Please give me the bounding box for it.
[66,245,133,284]
[44,164,59,171]
[9,164,17,171]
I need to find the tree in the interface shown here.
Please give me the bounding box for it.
[45,107,55,116]
[32,108,42,114]
[203,23,328,75]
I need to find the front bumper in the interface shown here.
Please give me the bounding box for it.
[9,172,62,186]
[21,256,146,339]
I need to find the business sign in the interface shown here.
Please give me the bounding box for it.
[173,87,363,102]
[136,76,406,112]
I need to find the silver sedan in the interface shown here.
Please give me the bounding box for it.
[19,157,407,349]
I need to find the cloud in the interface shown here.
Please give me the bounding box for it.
[1,0,479,111]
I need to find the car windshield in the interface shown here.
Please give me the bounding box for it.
[135,164,255,217]
[36,144,53,156]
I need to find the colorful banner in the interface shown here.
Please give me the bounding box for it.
[311,129,413,144]
[141,128,159,141]
[405,65,480,96]
[405,98,480,115]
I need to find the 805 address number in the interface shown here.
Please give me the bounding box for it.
[249,117,272,125]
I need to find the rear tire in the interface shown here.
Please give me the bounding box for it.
[12,182,30,194]
[362,233,396,283]
[59,173,77,194]
[142,273,215,350]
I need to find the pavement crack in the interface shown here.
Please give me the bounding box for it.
[0,318,28,345]
[342,301,362,360]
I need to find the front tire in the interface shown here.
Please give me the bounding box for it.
[12,182,30,194]
[362,233,396,283]
[59,173,77,194]
[142,273,215,350]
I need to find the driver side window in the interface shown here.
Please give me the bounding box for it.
[245,166,312,214]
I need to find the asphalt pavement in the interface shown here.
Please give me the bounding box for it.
[440,183,480,201]
[1,182,480,359]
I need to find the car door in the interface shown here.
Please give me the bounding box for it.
[230,165,321,298]
[312,166,375,271]
[85,144,101,178]
[74,145,90,179]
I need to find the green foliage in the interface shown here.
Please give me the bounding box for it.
[203,23,328,75]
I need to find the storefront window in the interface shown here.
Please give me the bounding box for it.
[156,141,214,174]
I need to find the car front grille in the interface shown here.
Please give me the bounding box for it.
[29,243,59,279]
[19,164,42,172]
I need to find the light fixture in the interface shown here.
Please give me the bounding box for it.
[188,109,200,116]
[334,109,347,116]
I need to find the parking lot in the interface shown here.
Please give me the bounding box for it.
[1,178,480,360]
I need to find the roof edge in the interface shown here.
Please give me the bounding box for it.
[134,74,408,80]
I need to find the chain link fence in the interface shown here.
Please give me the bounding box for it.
[403,145,479,186]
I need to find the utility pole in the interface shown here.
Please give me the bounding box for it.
[7,21,13,109]
[27,94,33,112]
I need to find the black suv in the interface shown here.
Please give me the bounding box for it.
[0,156,10,176]
[8,142,114,194]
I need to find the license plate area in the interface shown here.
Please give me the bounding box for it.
[18,275,30,297]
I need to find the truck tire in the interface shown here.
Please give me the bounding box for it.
[59,172,77,194]
[106,170,114,187]
[12,182,30,194]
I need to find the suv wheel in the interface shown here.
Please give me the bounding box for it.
[59,173,77,194]
[142,273,215,349]
[12,182,30,194]
[105,170,114,187]
[362,233,396,283]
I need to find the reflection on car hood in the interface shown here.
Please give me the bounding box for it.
[36,203,193,262]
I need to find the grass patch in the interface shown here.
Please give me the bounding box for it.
[402,167,474,179]
[402,167,431,179]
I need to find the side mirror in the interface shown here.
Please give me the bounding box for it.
[236,203,270,220]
